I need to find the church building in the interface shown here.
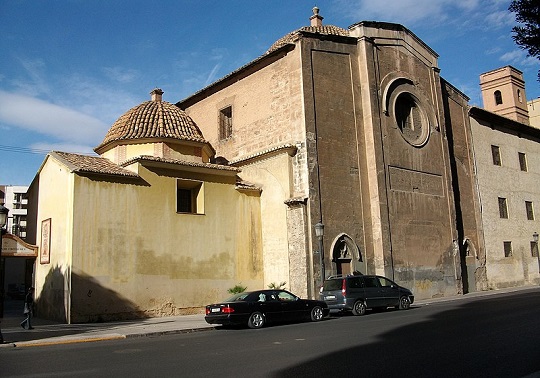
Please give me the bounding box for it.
[25,8,539,322]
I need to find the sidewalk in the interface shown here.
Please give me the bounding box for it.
[1,285,538,348]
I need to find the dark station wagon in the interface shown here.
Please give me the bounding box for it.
[319,274,414,315]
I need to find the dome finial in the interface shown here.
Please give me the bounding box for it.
[310,6,323,27]
[150,88,164,102]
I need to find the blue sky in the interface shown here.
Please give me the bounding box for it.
[1,0,538,186]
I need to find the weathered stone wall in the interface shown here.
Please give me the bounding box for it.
[353,23,461,299]
[301,38,366,285]
[442,82,486,292]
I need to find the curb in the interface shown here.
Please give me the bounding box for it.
[1,326,216,348]
[2,333,125,348]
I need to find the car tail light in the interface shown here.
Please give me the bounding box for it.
[341,279,346,295]
[221,305,234,314]
[205,307,210,315]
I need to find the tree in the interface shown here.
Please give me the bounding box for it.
[509,0,540,81]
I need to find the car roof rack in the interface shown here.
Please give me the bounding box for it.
[325,272,364,280]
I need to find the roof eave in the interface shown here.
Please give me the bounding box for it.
[123,155,240,177]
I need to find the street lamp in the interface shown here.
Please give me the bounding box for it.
[0,203,9,344]
[314,222,325,286]
[533,232,539,273]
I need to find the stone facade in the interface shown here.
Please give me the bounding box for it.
[179,18,485,300]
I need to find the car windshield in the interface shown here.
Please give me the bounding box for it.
[225,293,250,302]
[322,279,342,291]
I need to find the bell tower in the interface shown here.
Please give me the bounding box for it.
[480,66,529,125]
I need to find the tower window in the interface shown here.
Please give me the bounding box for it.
[494,90,503,105]
[498,197,508,219]
[518,89,523,103]
[219,106,233,140]
[491,145,501,166]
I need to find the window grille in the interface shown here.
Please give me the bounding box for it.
[219,106,233,140]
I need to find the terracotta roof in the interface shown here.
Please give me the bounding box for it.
[123,155,240,172]
[266,25,350,54]
[229,144,298,166]
[95,95,207,152]
[235,180,262,192]
[51,151,139,177]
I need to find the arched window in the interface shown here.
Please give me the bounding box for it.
[517,89,523,103]
[494,90,503,105]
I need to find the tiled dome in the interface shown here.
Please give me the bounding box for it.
[95,89,207,153]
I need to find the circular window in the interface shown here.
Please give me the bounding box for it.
[394,92,429,146]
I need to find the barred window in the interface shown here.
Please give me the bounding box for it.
[219,106,233,140]
[498,197,508,219]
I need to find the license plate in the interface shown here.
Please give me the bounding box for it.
[211,307,221,313]
[325,295,336,300]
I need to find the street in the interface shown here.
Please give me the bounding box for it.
[1,289,539,377]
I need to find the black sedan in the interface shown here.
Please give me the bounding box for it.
[205,289,329,329]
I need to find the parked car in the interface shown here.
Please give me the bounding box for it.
[205,289,329,329]
[319,274,414,315]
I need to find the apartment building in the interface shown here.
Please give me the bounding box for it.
[0,185,28,239]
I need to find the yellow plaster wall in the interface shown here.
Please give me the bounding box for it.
[238,152,293,288]
[68,163,263,321]
[33,158,74,322]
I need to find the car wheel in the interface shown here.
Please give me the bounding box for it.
[248,312,265,329]
[399,296,411,310]
[310,306,324,322]
[352,300,366,316]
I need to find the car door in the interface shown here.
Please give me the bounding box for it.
[363,276,385,308]
[277,290,305,321]
[377,276,400,306]
[256,291,283,322]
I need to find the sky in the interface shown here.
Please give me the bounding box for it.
[1,0,539,186]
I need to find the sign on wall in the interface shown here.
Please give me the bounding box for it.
[40,218,51,264]
[1,234,38,257]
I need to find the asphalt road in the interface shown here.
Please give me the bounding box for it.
[1,289,539,378]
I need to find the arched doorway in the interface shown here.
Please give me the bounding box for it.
[330,234,364,276]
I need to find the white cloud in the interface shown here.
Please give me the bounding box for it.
[484,10,515,28]
[204,64,222,87]
[0,90,108,145]
[11,57,51,97]
[337,0,465,25]
[102,66,140,83]
[500,49,539,67]
[335,0,508,30]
